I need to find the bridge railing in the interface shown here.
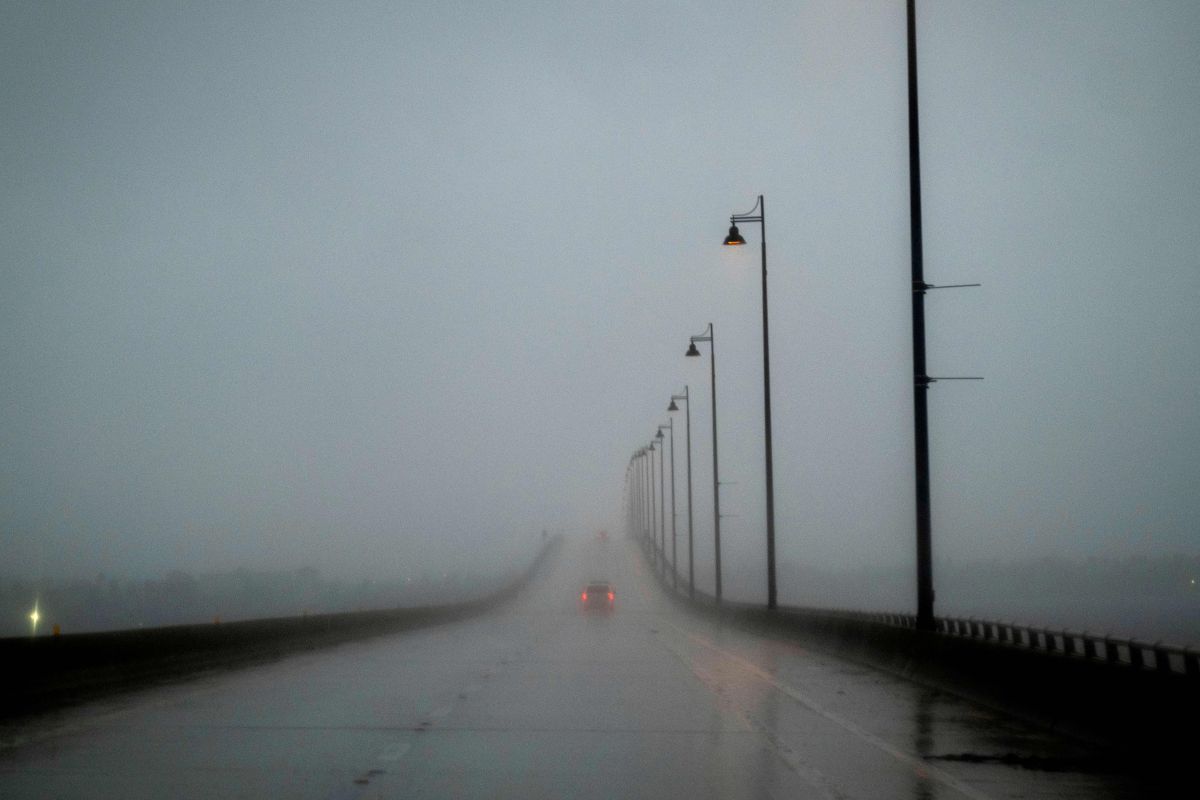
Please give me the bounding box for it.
[803,608,1200,677]
[928,614,1199,677]
[660,565,1198,678]
[645,542,1196,762]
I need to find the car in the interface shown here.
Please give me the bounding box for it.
[580,581,615,612]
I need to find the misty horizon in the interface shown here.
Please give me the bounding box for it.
[3,2,1199,635]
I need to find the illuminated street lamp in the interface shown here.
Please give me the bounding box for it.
[668,388,694,598]
[29,601,40,636]
[723,194,779,610]
[687,322,722,602]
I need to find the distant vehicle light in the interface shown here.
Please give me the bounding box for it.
[581,582,614,613]
[29,602,39,634]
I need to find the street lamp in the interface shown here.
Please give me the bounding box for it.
[659,421,677,590]
[687,322,722,602]
[648,440,659,569]
[669,388,694,598]
[624,459,630,538]
[627,452,643,543]
[630,452,638,543]
[655,429,668,577]
[636,447,651,557]
[723,194,779,610]
[643,446,654,561]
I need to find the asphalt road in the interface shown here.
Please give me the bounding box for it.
[0,536,1156,798]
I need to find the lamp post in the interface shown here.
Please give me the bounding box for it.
[655,429,668,577]
[643,446,652,558]
[635,455,643,544]
[644,446,653,560]
[637,447,650,556]
[630,451,639,543]
[628,452,642,542]
[723,194,778,610]
[648,440,659,569]
[669,388,694,598]
[628,455,638,537]
[687,323,722,602]
[659,421,677,590]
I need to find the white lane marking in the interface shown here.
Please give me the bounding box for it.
[657,635,843,800]
[666,621,994,800]
[378,741,411,762]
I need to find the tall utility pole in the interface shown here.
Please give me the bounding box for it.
[908,0,935,632]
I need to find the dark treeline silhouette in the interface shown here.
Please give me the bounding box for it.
[0,565,517,638]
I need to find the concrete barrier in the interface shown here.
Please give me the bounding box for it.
[1,536,561,719]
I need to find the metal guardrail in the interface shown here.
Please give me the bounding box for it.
[870,611,1199,677]
[649,551,1199,678]
[762,603,1200,678]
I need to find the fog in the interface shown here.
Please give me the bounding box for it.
[2,3,1198,636]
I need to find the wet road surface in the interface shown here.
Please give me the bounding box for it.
[0,536,1154,798]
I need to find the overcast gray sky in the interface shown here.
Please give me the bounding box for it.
[3,2,1198,608]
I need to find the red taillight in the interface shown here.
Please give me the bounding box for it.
[607,592,614,602]
[581,592,587,602]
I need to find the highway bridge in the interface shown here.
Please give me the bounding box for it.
[0,535,1178,798]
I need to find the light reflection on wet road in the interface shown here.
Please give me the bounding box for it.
[0,537,1152,798]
